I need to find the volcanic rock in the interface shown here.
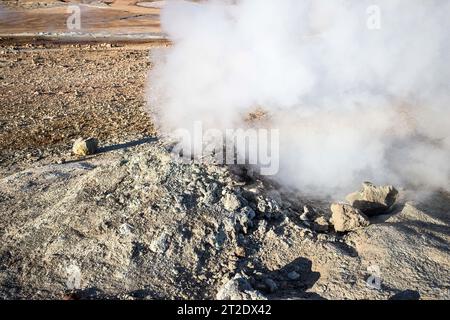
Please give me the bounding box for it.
[346,182,398,216]
[236,206,256,234]
[149,231,170,254]
[300,205,316,221]
[313,216,330,232]
[222,192,242,212]
[72,137,98,156]
[216,274,266,300]
[330,203,370,232]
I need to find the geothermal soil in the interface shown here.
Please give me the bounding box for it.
[0,0,162,37]
[1,40,450,300]
[0,40,159,177]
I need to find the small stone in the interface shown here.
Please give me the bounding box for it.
[236,206,256,233]
[203,182,221,205]
[299,227,313,238]
[287,271,300,280]
[300,205,316,221]
[346,182,398,216]
[216,274,267,300]
[214,226,228,250]
[72,137,98,156]
[313,216,329,232]
[222,193,242,212]
[235,246,246,257]
[119,223,133,236]
[256,196,268,213]
[330,203,370,232]
[256,196,280,215]
[149,232,169,254]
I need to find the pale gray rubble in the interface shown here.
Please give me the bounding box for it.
[0,140,449,300]
[346,182,399,216]
[330,203,370,232]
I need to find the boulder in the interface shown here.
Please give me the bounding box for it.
[330,203,370,232]
[346,182,398,216]
[72,137,98,156]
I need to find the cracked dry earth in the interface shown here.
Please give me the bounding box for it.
[0,42,449,300]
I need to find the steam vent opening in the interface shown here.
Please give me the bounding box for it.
[0,0,449,306]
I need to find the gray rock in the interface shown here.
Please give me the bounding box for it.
[255,196,281,219]
[330,203,370,232]
[216,274,267,300]
[214,225,228,250]
[236,206,256,234]
[72,137,98,156]
[346,182,398,216]
[203,182,221,205]
[149,232,170,254]
[300,205,316,221]
[313,216,330,232]
[222,192,242,211]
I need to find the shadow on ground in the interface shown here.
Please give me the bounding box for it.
[250,257,324,300]
[98,137,157,153]
[389,289,421,300]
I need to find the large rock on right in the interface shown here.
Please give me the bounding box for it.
[346,182,398,216]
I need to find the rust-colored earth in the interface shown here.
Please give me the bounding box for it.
[0,0,163,36]
[0,41,163,176]
[0,1,170,176]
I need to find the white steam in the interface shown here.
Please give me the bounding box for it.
[147,0,450,196]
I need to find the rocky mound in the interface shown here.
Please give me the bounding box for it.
[0,140,449,299]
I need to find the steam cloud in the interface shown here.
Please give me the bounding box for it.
[147,0,450,196]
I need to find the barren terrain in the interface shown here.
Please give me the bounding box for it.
[0,0,449,300]
[0,40,159,176]
[0,40,449,300]
[0,0,162,38]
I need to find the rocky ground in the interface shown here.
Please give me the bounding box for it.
[0,40,160,176]
[0,41,449,300]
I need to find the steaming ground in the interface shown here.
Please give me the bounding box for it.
[0,40,449,300]
[148,0,450,196]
